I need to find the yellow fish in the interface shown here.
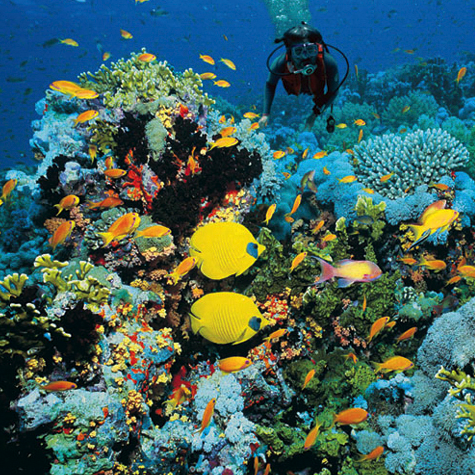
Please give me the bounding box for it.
[311,219,325,234]
[456,66,467,84]
[380,172,395,182]
[214,80,231,88]
[73,87,99,99]
[290,252,307,272]
[273,150,286,159]
[169,256,197,284]
[264,328,287,341]
[200,72,217,80]
[220,126,236,137]
[333,408,368,426]
[315,257,382,287]
[362,188,375,194]
[358,129,363,143]
[102,52,111,61]
[373,356,414,373]
[120,29,133,39]
[288,194,302,215]
[248,122,259,131]
[104,168,127,179]
[74,110,98,126]
[209,137,238,150]
[336,123,347,129]
[304,420,322,450]
[321,233,337,242]
[244,112,260,119]
[401,105,411,114]
[137,53,156,62]
[338,175,357,183]
[1,179,17,201]
[218,356,252,373]
[358,446,384,462]
[54,195,79,215]
[189,222,265,280]
[302,148,309,159]
[86,196,123,209]
[263,204,276,225]
[312,150,327,159]
[220,58,236,70]
[49,80,81,95]
[60,38,78,47]
[190,292,269,344]
[323,166,331,175]
[354,119,366,126]
[282,172,291,180]
[200,54,215,65]
[98,212,141,247]
[134,225,171,239]
[197,398,216,434]
[367,316,390,343]
[396,327,417,343]
[49,220,75,251]
[302,368,315,389]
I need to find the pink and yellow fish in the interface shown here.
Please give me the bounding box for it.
[314,257,382,287]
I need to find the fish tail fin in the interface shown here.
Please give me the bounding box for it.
[54,204,62,216]
[98,232,114,247]
[329,415,336,430]
[408,224,426,243]
[371,361,382,373]
[314,257,335,285]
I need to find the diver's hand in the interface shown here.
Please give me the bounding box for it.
[258,114,269,128]
[305,112,317,131]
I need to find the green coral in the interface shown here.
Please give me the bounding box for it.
[353,195,386,241]
[382,91,439,130]
[145,117,168,161]
[78,49,214,111]
[34,255,110,311]
[88,119,118,154]
[0,273,28,305]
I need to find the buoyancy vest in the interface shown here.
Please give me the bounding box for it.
[281,43,327,108]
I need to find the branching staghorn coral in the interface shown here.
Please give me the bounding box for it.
[353,128,469,198]
[78,49,214,110]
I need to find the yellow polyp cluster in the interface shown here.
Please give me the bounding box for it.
[25,357,46,379]
[156,372,171,384]
[63,413,77,425]
[174,342,182,355]
[155,328,172,348]
[130,279,151,291]
[122,390,146,428]
[260,293,290,321]
[156,106,173,130]
[290,293,304,309]
[305,319,323,339]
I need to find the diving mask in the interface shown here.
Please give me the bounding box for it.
[291,43,319,59]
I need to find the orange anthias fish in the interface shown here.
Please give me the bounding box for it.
[456,66,467,84]
[209,137,238,150]
[218,356,252,373]
[200,72,217,80]
[314,257,382,287]
[138,53,156,62]
[220,126,236,137]
[291,252,307,272]
[49,220,75,251]
[345,352,358,363]
[244,112,260,119]
[321,233,337,242]
[333,408,368,426]
[199,54,215,65]
[373,356,414,373]
[417,257,446,272]
[302,369,316,390]
[273,150,286,159]
[98,212,141,247]
[312,150,327,159]
[220,58,236,70]
[41,381,77,391]
[304,420,322,450]
[102,52,111,61]
[264,328,288,341]
[380,172,395,182]
[104,168,127,179]
[458,264,475,279]
[120,29,133,39]
[74,110,99,125]
[396,327,417,343]
[60,38,78,47]
[54,195,80,215]
[169,256,197,284]
[397,256,417,265]
[338,175,357,183]
[430,183,450,191]
[367,316,390,343]
[401,105,411,114]
[288,194,302,215]
[323,166,331,175]
[354,119,366,126]
[134,225,171,238]
[1,178,17,201]
[358,129,364,142]
[248,122,259,131]
[214,80,231,88]
[197,398,216,434]
[86,196,124,209]
[358,445,384,462]
[263,203,277,225]
[311,219,325,234]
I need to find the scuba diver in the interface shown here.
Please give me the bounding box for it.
[259,22,348,132]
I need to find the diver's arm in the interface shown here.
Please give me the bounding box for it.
[259,55,286,127]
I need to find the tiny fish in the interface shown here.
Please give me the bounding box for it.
[323,166,331,175]
[321,233,337,242]
[291,252,307,272]
[367,316,390,343]
[362,188,374,194]
[338,175,357,183]
[456,66,467,84]
[134,225,171,238]
[397,256,417,265]
[302,368,316,389]
[354,64,359,79]
[396,327,417,343]
[213,80,231,88]
[54,195,79,215]
[218,357,252,373]
[304,420,322,449]
[74,110,98,125]
[288,194,302,215]
[264,328,288,341]
[197,398,216,434]
[104,168,127,179]
[120,29,133,39]
[263,204,276,225]
[49,220,75,251]
[336,123,347,129]
[199,54,215,65]
[60,38,78,47]
[354,119,366,126]
[220,126,236,137]
[209,137,238,149]
[244,112,259,119]
[373,356,414,373]
[1,179,17,201]
[345,352,358,363]
[170,256,197,284]
[302,148,309,159]
[358,445,384,462]
[312,150,327,159]
[401,105,411,114]
[311,219,325,234]
[380,172,394,182]
[355,215,374,225]
[333,407,368,426]
[220,58,236,70]
[200,72,217,80]
[41,381,77,391]
[358,129,363,143]
[273,150,286,159]
[138,53,156,62]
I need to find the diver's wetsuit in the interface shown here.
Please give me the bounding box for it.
[263,52,339,116]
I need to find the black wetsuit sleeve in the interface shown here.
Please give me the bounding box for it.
[263,55,286,116]
[323,53,340,107]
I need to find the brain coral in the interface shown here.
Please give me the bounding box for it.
[353,128,469,198]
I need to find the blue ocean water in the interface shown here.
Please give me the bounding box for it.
[1,0,474,169]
